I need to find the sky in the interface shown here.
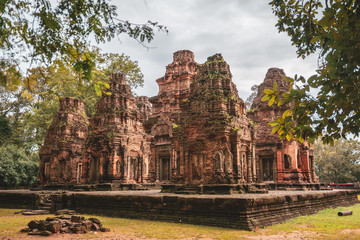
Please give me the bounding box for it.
[98,0,318,100]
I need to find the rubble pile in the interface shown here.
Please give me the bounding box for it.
[20,215,110,236]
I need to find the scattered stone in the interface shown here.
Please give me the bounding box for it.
[22,209,50,215]
[23,215,109,236]
[59,215,72,220]
[14,209,32,214]
[88,217,102,227]
[55,209,76,215]
[28,220,39,229]
[71,215,82,223]
[40,230,53,236]
[20,228,30,233]
[60,226,69,233]
[48,222,61,233]
[91,223,100,231]
[100,227,110,232]
[83,220,93,230]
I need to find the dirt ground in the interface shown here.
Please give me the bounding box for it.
[3,228,360,240]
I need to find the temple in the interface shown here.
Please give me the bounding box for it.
[39,50,319,192]
[248,68,317,185]
[39,97,88,185]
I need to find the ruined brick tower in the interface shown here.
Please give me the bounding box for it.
[147,50,197,182]
[173,54,255,185]
[249,68,317,184]
[83,72,151,184]
[39,97,88,185]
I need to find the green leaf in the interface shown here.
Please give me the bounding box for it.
[285,133,293,141]
[268,120,279,126]
[282,109,293,118]
[310,36,321,44]
[271,125,280,134]
[273,82,278,91]
[264,89,274,94]
[268,96,275,106]
[261,94,270,101]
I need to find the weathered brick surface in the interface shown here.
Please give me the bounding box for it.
[248,68,317,184]
[147,50,197,182]
[83,73,151,184]
[0,191,37,209]
[39,97,88,185]
[173,54,255,185]
[67,190,359,230]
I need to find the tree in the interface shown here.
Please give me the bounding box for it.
[0,144,39,187]
[0,116,12,146]
[0,0,167,89]
[265,0,360,144]
[314,139,360,183]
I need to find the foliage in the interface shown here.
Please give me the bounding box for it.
[0,144,39,187]
[0,116,12,146]
[313,138,360,183]
[102,53,144,89]
[0,0,167,88]
[266,0,360,144]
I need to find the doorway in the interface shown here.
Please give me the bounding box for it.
[160,157,170,181]
[129,157,139,181]
[90,158,99,182]
[261,157,274,181]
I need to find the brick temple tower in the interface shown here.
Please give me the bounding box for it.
[173,54,256,186]
[83,72,151,184]
[248,68,317,185]
[39,97,88,185]
[147,50,197,182]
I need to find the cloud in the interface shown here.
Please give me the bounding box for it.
[101,1,318,100]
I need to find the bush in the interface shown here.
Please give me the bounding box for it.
[0,144,39,187]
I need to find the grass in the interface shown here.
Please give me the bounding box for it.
[0,204,360,239]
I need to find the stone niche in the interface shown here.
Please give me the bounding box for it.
[39,97,88,185]
[83,72,151,184]
[172,54,257,189]
[248,68,318,185]
[146,50,197,182]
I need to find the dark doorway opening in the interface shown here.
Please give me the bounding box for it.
[129,157,139,181]
[160,157,170,181]
[90,158,99,182]
[261,157,274,181]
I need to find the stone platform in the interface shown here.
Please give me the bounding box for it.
[0,189,359,230]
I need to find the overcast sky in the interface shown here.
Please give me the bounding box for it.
[98,0,318,100]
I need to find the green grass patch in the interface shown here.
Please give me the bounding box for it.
[268,204,360,233]
[0,204,359,239]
